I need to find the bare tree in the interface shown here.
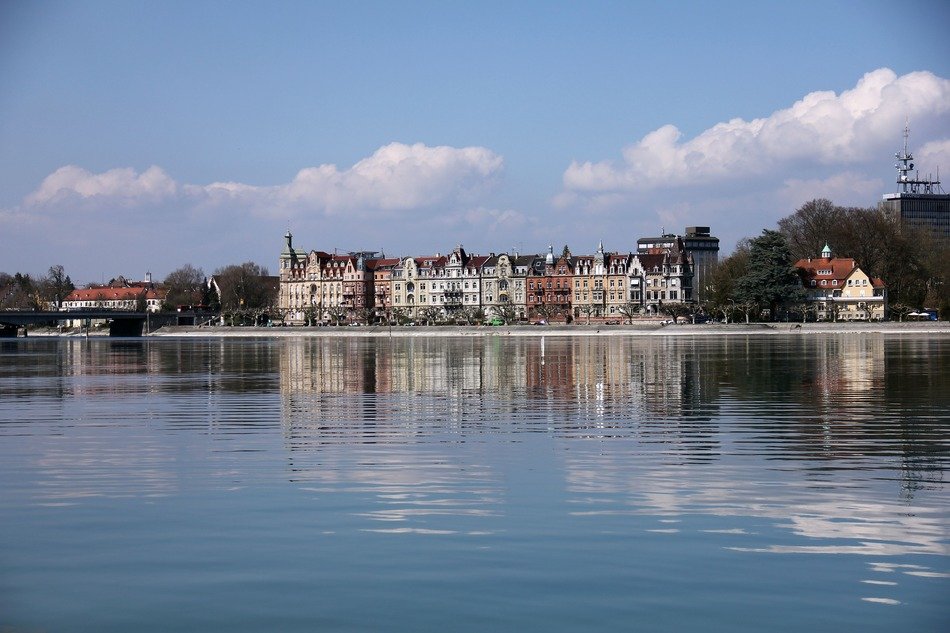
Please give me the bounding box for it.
[213,262,276,312]
[44,265,74,309]
[325,306,347,325]
[577,304,595,324]
[888,303,912,322]
[496,303,518,325]
[617,301,640,324]
[163,264,206,309]
[1,272,43,310]
[533,303,565,323]
[661,303,693,324]
[419,306,441,325]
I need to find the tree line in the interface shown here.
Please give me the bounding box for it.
[0,265,75,310]
[703,199,949,321]
[1,262,277,320]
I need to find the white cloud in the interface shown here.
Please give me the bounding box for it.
[563,68,950,195]
[17,142,504,221]
[916,139,950,180]
[778,172,884,209]
[25,165,177,207]
[189,142,504,217]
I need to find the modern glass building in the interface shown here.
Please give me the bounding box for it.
[883,125,948,242]
[883,193,950,242]
[637,226,719,302]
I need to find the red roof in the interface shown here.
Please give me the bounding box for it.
[66,286,165,302]
[795,257,886,290]
[795,257,857,286]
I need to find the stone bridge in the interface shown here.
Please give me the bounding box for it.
[0,311,149,337]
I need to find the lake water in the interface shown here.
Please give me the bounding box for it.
[1,334,948,631]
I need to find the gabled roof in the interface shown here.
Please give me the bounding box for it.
[415,255,446,268]
[367,257,401,270]
[66,286,165,302]
[631,253,665,270]
[842,267,887,289]
[794,256,858,286]
[466,255,491,269]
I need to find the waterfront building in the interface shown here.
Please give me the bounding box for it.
[391,256,422,320]
[341,253,378,322]
[430,245,487,320]
[638,226,717,301]
[795,244,887,321]
[571,242,608,322]
[371,257,400,321]
[278,231,316,321]
[278,228,712,324]
[605,252,633,319]
[416,254,447,319]
[528,246,573,322]
[61,273,165,328]
[61,274,165,313]
[629,238,693,314]
[512,254,542,320]
[882,124,949,243]
[461,253,489,316]
[484,253,539,320]
[279,232,391,324]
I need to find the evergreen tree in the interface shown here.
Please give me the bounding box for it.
[733,230,804,320]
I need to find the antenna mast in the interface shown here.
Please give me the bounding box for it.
[895,120,944,194]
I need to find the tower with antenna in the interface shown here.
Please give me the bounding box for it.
[894,120,944,195]
[883,122,949,242]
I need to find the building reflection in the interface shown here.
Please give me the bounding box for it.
[278,336,720,428]
[277,334,947,497]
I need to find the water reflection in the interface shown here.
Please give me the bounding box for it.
[270,334,950,571]
[1,335,948,568]
[276,335,948,476]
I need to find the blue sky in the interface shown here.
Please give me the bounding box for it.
[2,1,948,284]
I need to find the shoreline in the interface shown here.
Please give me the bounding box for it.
[137,321,950,338]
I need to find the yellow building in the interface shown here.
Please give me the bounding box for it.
[795,245,887,321]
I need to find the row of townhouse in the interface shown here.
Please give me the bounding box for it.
[278,232,694,324]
